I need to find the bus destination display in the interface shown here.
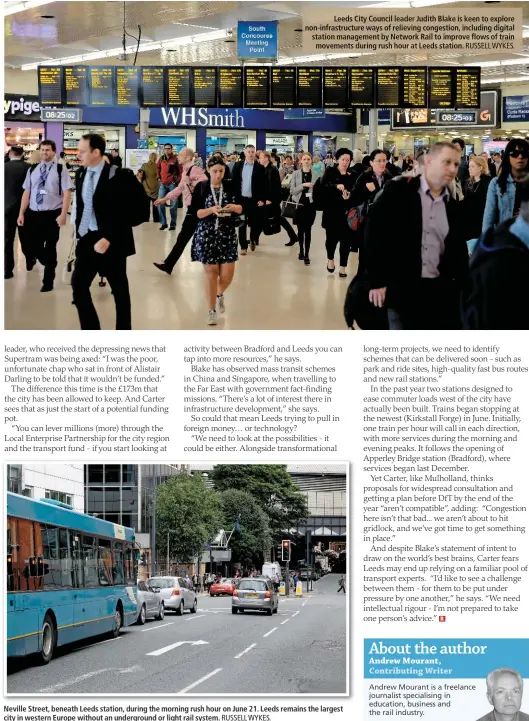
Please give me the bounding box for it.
[402,67,426,108]
[323,67,348,109]
[244,67,270,107]
[167,68,191,106]
[193,67,217,107]
[89,66,114,106]
[116,67,140,106]
[218,67,243,108]
[348,67,375,108]
[271,67,296,108]
[455,67,480,108]
[376,67,401,107]
[428,67,453,108]
[38,66,63,105]
[141,67,165,107]
[297,67,322,108]
[64,66,89,106]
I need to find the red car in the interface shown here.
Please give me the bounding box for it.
[210,578,237,596]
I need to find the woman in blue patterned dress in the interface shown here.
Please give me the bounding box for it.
[191,157,243,325]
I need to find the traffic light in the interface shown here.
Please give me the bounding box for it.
[281,540,291,562]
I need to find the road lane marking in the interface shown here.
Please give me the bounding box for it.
[141,622,175,632]
[147,639,208,657]
[291,611,300,618]
[39,668,109,692]
[280,619,290,625]
[185,614,207,621]
[302,601,307,607]
[98,637,123,644]
[262,627,278,638]
[234,643,257,659]
[179,667,223,694]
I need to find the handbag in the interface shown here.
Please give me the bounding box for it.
[346,203,365,232]
[263,215,281,235]
[344,271,389,330]
[281,193,299,219]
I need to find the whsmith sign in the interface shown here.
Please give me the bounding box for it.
[160,107,246,127]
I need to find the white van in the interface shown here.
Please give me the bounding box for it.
[262,562,281,580]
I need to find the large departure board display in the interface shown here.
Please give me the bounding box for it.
[376,67,401,108]
[64,66,89,106]
[193,67,217,107]
[167,68,191,106]
[323,67,348,109]
[348,67,375,108]
[38,66,63,105]
[271,67,296,108]
[218,67,243,107]
[402,67,427,108]
[297,67,322,108]
[141,67,165,107]
[89,66,114,106]
[244,67,270,107]
[428,68,453,108]
[455,67,480,109]
[116,67,140,106]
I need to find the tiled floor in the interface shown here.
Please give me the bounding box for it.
[4,213,357,330]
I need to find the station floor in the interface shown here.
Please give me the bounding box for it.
[4,213,356,331]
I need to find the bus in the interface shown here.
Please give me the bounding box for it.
[7,492,138,664]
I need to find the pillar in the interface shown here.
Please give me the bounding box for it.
[44,122,63,154]
[308,131,314,155]
[196,126,207,162]
[368,109,378,153]
[256,129,267,152]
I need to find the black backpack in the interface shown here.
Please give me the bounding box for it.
[110,166,150,227]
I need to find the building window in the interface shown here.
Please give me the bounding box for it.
[22,485,33,498]
[7,465,22,495]
[45,490,73,506]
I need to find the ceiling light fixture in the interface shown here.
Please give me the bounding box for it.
[3,0,51,15]
[481,75,529,84]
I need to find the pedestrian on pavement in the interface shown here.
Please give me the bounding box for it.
[138,152,160,222]
[17,138,73,292]
[110,148,122,168]
[157,143,180,230]
[4,146,31,279]
[338,575,346,593]
[230,144,266,254]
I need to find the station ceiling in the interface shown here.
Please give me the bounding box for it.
[4,1,529,86]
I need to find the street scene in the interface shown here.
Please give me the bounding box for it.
[7,463,348,694]
[7,572,346,694]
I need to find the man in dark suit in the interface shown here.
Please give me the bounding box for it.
[4,146,30,278]
[365,141,469,330]
[110,148,123,168]
[230,144,266,253]
[71,133,134,329]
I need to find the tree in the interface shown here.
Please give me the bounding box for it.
[210,465,308,542]
[218,489,271,568]
[156,475,222,565]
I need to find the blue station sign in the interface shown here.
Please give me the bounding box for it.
[503,95,529,123]
[237,21,278,60]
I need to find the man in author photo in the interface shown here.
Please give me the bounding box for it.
[476,667,529,721]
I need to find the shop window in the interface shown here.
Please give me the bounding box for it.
[98,538,113,586]
[81,535,98,587]
[113,542,125,585]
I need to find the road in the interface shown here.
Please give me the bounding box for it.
[7,573,347,695]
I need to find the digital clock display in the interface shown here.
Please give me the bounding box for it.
[438,112,476,123]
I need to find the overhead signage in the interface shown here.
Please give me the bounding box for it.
[41,107,83,122]
[193,67,217,107]
[218,67,243,108]
[297,67,323,108]
[237,20,278,60]
[115,66,140,107]
[349,68,375,109]
[323,67,348,109]
[38,66,63,105]
[284,108,325,120]
[244,66,270,108]
[141,66,165,107]
[64,66,89,106]
[503,95,529,123]
[167,68,191,107]
[4,94,42,121]
[89,66,114,107]
[271,67,296,109]
[390,90,498,130]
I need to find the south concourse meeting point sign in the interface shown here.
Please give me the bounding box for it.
[237,20,278,59]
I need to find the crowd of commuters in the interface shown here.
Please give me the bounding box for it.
[4,133,529,329]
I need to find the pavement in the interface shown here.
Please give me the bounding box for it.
[7,573,347,695]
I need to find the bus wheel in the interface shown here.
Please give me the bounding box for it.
[39,614,56,664]
[111,605,123,638]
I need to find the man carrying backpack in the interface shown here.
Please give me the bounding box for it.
[17,139,73,292]
[71,133,146,330]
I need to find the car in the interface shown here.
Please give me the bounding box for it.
[136,580,165,624]
[232,577,279,616]
[147,576,198,615]
[210,578,236,596]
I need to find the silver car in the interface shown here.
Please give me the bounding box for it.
[136,580,165,624]
[232,577,279,615]
[148,576,198,615]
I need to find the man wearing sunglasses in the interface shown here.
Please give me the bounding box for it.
[156,143,180,231]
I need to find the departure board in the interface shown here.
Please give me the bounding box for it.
[323,67,348,109]
[167,68,191,106]
[402,67,426,108]
[193,67,217,107]
[428,67,453,108]
[244,66,270,107]
[218,67,243,107]
[376,67,401,108]
[64,66,89,106]
[271,67,296,108]
[116,66,140,106]
[38,66,63,105]
[348,67,375,108]
[297,67,322,108]
[89,66,114,106]
[141,67,165,107]
[455,67,480,108]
